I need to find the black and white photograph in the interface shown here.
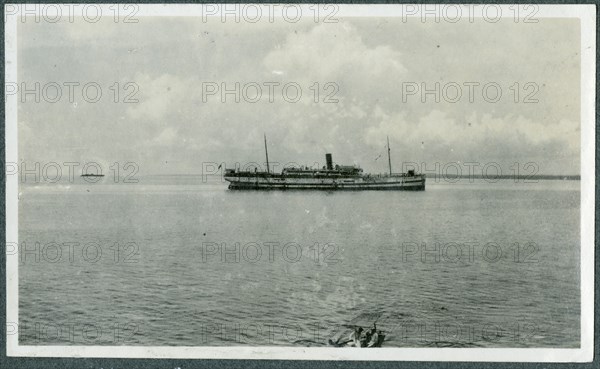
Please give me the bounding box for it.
[4,3,595,362]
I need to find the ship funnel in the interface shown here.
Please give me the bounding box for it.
[325,153,333,170]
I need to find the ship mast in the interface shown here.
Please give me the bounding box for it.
[264,133,270,174]
[387,136,392,176]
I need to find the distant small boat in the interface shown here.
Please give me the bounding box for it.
[80,173,104,177]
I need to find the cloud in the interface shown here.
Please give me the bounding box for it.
[264,23,406,78]
[151,126,178,146]
[263,22,408,111]
[366,109,579,172]
[16,17,581,175]
[127,73,190,122]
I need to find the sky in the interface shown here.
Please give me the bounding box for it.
[17,15,581,175]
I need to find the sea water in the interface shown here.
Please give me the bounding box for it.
[17,176,580,347]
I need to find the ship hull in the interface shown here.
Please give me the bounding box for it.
[225,175,425,191]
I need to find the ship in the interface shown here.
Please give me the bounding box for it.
[224,135,425,191]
